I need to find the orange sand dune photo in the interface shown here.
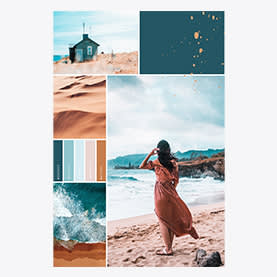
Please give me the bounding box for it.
[53,75,106,139]
[54,240,106,267]
[54,51,138,74]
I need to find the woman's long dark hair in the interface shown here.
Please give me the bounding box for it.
[157,140,177,172]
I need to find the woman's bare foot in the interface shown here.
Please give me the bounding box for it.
[156,248,173,256]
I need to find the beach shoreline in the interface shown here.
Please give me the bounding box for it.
[53,241,106,267]
[108,202,224,267]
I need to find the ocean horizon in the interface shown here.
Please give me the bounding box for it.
[53,55,68,62]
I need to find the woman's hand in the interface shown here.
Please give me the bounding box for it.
[139,147,159,169]
[150,148,159,156]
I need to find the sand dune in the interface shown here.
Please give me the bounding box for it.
[54,51,138,74]
[108,202,224,267]
[54,241,106,267]
[53,76,106,139]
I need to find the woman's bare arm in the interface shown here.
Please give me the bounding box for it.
[139,148,159,169]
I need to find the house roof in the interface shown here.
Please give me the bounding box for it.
[73,37,100,48]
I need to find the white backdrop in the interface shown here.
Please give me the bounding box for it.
[1,0,276,276]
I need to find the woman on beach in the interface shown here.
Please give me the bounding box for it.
[139,140,199,256]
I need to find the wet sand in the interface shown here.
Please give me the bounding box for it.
[54,241,106,267]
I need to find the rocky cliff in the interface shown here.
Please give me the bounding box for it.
[178,156,224,180]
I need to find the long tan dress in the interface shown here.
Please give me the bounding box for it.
[145,159,199,239]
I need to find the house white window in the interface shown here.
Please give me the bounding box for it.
[87,46,92,55]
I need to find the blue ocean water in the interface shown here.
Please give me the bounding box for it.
[53,183,106,242]
[53,55,68,62]
[108,169,224,220]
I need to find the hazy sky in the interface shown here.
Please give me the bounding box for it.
[53,11,138,55]
[108,76,224,159]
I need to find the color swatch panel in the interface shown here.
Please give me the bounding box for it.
[53,139,105,182]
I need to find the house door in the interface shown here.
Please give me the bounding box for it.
[75,49,83,62]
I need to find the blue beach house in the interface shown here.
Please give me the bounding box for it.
[69,33,100,63]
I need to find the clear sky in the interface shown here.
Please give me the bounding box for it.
[53,11,138,55]
[108,75,224,159]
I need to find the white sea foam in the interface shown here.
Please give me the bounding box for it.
[108,169,224,220]
[94,217,106,227]
[53,189,73,217]
[53,186,106,242]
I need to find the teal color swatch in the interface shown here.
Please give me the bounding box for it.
[53,140,63,181]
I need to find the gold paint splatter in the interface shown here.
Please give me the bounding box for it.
[216,17,218,20]
[194,31,199,39]
[193,55,196,58]
[202,11,205,15]
[212,15,215,20]
[190,73,193,75]
[192,64,196,67]
[197,41,200,45]
[206,38,209,41]
[200,35,202,39]
[184,74,186,77]
[194,79,197,82]
[190,16,194,20]
[199,48,203,54]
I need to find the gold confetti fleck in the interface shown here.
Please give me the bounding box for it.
[216,17,218,20]
[194,31,199,39]
[192,64,196,67]
[206,38,209,41]
[194,79,197,82]
[200,35,202,39]
[199,48,203,54]
[193,55,196,58]
[190,16,194,20]
[197,41,200,45]
[212,15,215,20]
